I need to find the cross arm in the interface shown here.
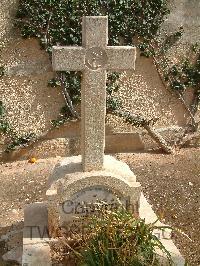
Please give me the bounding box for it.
[52,46,85,71]
[106,46,136,71]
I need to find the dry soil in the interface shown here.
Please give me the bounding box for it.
[0,148,199,265]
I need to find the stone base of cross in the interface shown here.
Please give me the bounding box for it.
[52,16,136,172]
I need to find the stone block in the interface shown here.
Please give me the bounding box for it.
[139,194,185,266]
[46,155,141,235]
[52,16,136,172]
[24,202,49,239]
[22,202,51,266]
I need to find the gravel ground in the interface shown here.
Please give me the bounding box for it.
[117,148,200,266]
[0,157,60,265]
[0,148,199,265]
[0,157,60,228]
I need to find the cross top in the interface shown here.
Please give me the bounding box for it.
[52,16,136,172]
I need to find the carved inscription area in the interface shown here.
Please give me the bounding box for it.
[62,186,130,222]
[85,47,108,70]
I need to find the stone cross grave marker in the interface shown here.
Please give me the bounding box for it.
[52,16,136,172]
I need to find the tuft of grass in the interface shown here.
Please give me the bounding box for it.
[62,208,173,266]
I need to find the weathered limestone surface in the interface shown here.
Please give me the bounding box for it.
[0,1,200,156]
[46,155,141,232]
[139,194,185,266]
[2,247,22,265]
[49,17,139,238]
[20,193,184,266]
[0,0,18,41]
[22,203,51,266]
[52,16,136,172]
[164,0,200,43]
[0,38,65,141]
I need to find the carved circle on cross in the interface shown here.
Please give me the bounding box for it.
[85,47,108,70]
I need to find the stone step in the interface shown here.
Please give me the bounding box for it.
[22,203,51,266]
[21,195,185,266]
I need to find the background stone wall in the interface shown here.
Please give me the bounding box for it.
[0,0,199,157]
[165,0,200,44]
[0,0,18,43]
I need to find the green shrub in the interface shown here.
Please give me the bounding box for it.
[16,0,169,48]
[5,132,36,152]
[63,208,173,266]
[16,0,170,119]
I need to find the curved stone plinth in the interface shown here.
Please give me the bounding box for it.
[46,155,141,236]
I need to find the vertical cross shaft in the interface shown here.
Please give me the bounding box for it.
[52,16,136,172]
[81,17,108,172]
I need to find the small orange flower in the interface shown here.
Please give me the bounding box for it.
[28,157,37,164]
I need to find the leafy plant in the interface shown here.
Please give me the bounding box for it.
[16,0,170,124]
[61,208,173,266]
[5,132,36,152]
[107,96,122,112]
[51,110,72,128]
[0,101,37,152]
[16,0,169,47]
[167,48,200,96]
[157,41,200,134]
[159,26,184,54]
[0,121,10,134]
[48,78,61,87]
[191,43,199,53]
